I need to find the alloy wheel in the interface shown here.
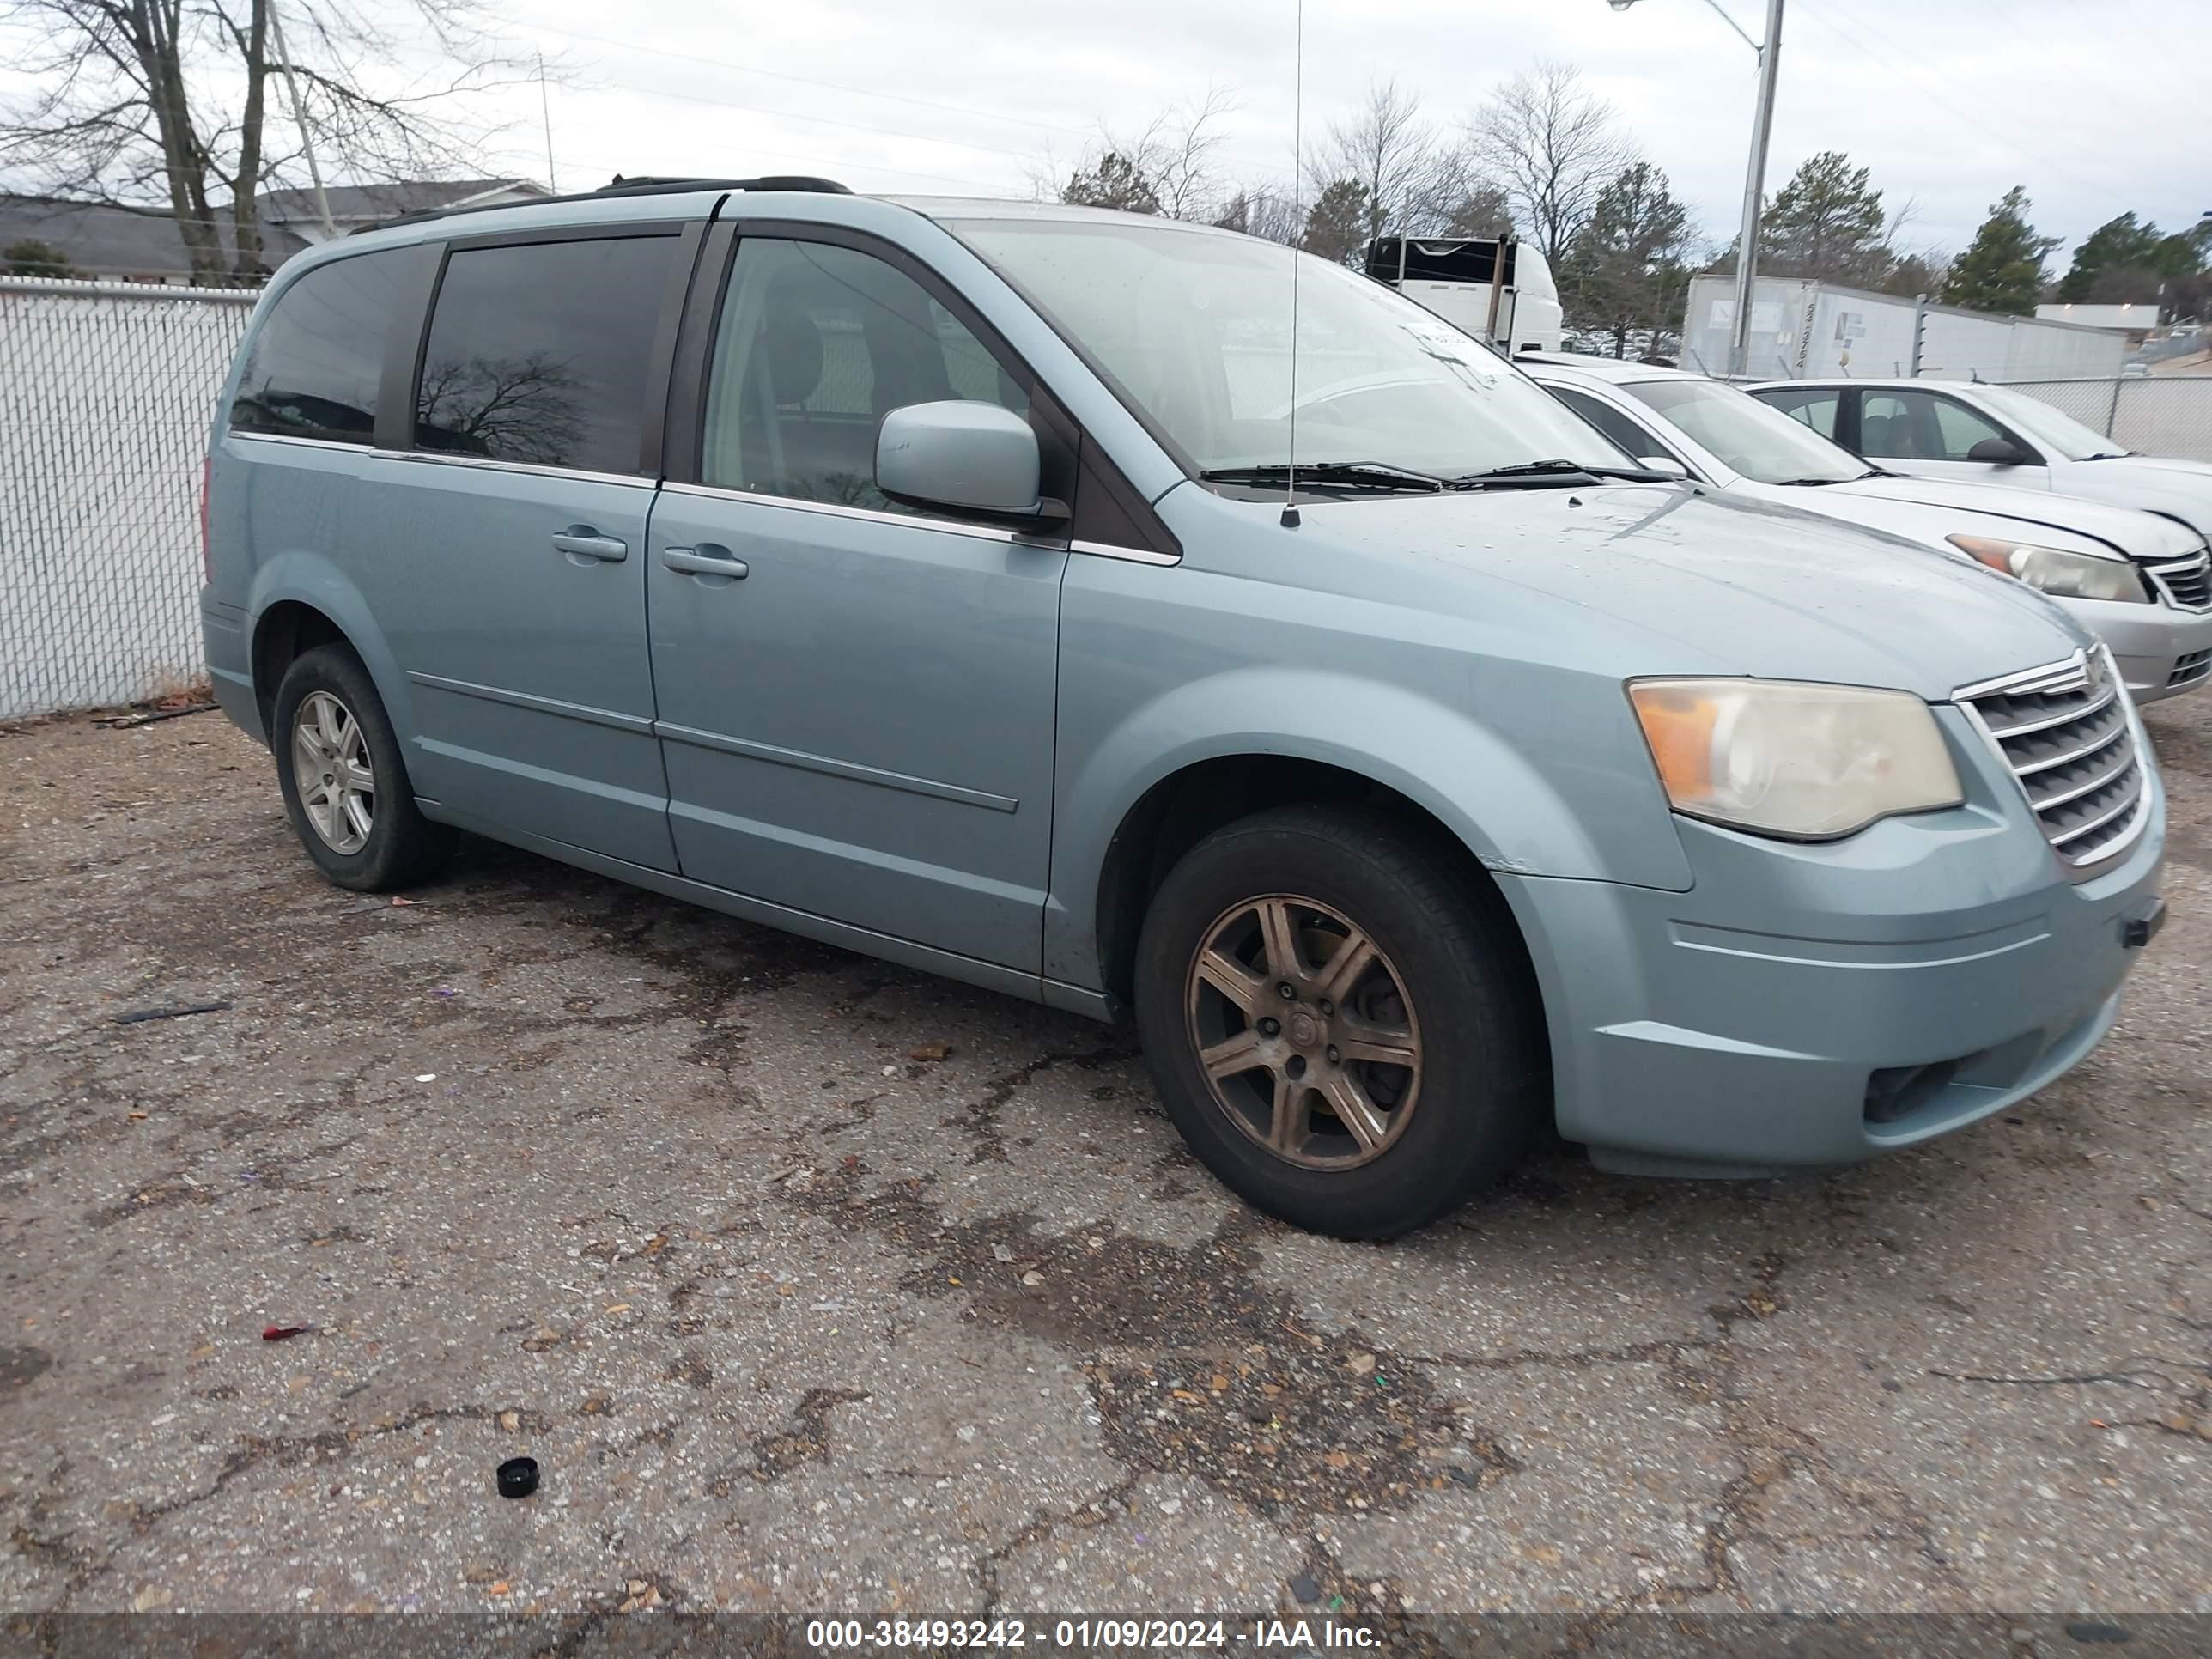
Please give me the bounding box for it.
[291,690,374,855]
[1183,894,1423,1169]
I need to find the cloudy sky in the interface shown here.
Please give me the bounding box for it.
[452,0,2203,263]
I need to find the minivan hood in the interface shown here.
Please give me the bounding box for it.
[1830,473,2202,562]
[1288,483,2090,700]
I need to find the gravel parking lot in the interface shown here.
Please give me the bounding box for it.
[2,699,2208,1629]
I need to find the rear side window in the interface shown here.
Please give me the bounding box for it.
[414,236,677,474]
[230,250,409,444]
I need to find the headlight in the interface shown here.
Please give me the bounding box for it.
[1948,534,2150,603]
[1629,678,1964,839]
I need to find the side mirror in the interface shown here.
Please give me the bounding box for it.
[1638,455,1691,479]
[877,401,1054,519]
[1966,435,2031,466]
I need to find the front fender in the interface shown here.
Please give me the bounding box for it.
[1042,665,1692,988]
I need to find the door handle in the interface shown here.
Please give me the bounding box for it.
[552,530,628,562]
[663,544,749,580]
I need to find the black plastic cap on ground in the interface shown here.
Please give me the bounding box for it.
[495,1456,538,1498]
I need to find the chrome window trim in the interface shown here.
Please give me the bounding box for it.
[659,480,1042,546]
[367,448,653,490]
[1070,538,1179,567]
[228,430,374,454]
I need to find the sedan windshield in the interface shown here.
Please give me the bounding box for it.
[945,215,1628,485]
[1621,379,1867,485]
[1972,386,2130,461]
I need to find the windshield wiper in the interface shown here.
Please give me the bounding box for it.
[1449,458,1676,488]
[1200,461,1445,495]
[2081,451,2130,461]
[1772,475,1854,486]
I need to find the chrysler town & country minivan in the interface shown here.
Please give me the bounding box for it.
[201,178,2169,1237]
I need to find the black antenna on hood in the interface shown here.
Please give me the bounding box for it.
[1281,0,1305,529]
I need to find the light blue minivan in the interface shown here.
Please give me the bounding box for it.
[202,178,2168,1237]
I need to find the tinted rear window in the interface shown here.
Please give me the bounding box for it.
[230,250,409,444]
[414,236,676,474]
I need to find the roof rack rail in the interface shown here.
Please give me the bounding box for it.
[356,173,853,234]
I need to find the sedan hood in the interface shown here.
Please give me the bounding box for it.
[1291,483,2090,702]
[2051,455,2212,541]
[1830,473,2203,562]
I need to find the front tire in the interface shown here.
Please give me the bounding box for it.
[1133,805,1544,1238]
[272,644,451,891]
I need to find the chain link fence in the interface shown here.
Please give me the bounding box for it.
[1,276,254,721]
[2002,374,2212,464]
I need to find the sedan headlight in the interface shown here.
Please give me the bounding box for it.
[1948,534,2150,603]
[1630,678,1964,839]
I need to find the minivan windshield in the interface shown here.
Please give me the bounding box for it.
[946,215,1628,485]
[1622,378,1868,485]
[1971,385,2131,461]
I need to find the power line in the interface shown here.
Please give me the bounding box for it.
[1798,3,2133,202]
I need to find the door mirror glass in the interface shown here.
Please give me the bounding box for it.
[1638,455,1691,478]
[877,401,1045,517]
[1966,435,2030,465]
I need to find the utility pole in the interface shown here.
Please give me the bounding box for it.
[1729,0,1784,379]
[538,52,558,195]
[266,2,335,239]
[1607,0,1783,378]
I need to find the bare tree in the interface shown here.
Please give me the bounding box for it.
[1468,60,1637,264]
[1302,79,1485,252]
[1036,86,1238,223]
[0,0,531,283]
[1212,186,1301,245]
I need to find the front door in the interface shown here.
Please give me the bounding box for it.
[365,229,691,871]
[1850,387,2053,489]
[646,233,1068,972]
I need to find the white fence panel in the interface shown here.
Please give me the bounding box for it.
[0,276,254,720]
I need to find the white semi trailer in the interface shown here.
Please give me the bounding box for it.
[1364,235,1565,356]
[1680,274,2126,384]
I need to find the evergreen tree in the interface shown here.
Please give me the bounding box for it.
[2059,212,2210,304]
[1300,179,1372,265]
[1061,153,1160,215]
[1559,162,1694,356]
[1757,151,1893,286]
[1941,187,2058,315]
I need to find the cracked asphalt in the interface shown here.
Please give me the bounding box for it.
[1,700,2208,1626]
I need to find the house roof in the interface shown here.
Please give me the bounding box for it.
[257,179,546,224]
[0,194,307,280]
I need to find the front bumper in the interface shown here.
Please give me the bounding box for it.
[1500,727,2166,1176]
[2059,592,2212,702]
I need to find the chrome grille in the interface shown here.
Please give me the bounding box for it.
[2148,549,2210,611]
[2171,648,2212,690]
[1957,650,2150,876]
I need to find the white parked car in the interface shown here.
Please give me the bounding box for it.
[1747,376,2212,546]
[1525,355,2212,702]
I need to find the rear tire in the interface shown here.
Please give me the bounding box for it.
[272,644,452,891]
[1133,805,1543,1238]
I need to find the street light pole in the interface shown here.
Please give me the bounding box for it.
[1729,0,1784,379]
[1607,0,1782,377]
